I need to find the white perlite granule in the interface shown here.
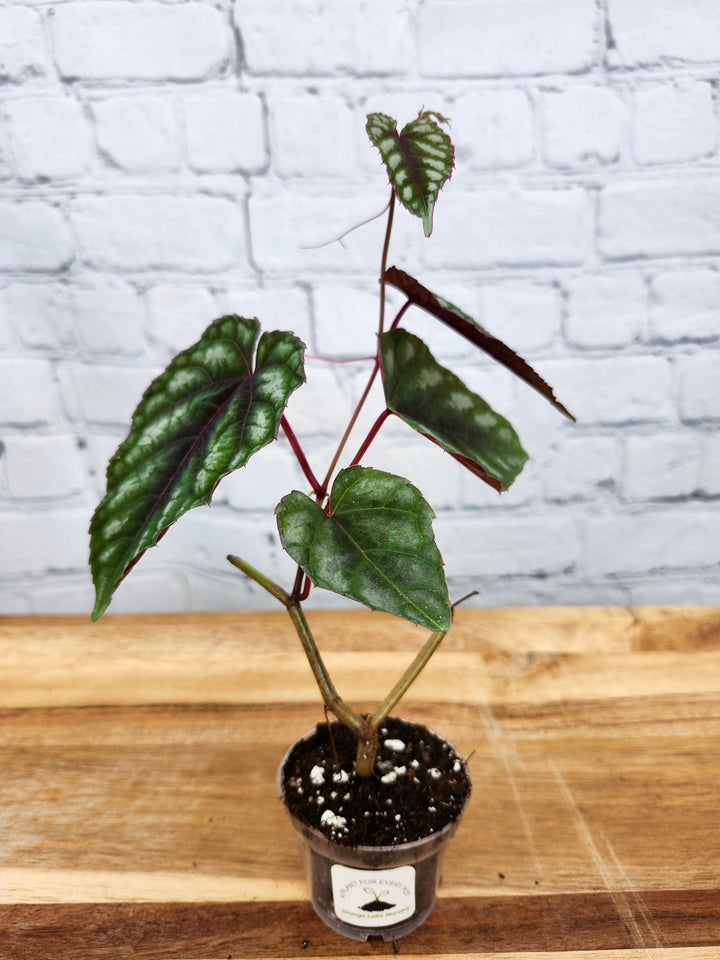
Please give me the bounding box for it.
[320,809,347,830]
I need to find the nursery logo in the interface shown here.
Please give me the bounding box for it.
[330,864,415,928]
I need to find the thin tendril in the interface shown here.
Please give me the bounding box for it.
[299,199,391,250]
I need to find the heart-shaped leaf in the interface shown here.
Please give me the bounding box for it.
[366,111,454,237]
[384,265,575,422]
[276,466,451,631]
[89,315,305,620]
[380,329,529,492]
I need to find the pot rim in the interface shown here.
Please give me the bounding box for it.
[277,716,471,857]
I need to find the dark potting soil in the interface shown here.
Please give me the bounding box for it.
[280,717,471,847]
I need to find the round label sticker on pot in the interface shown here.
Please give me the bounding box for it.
[330,864,416,928]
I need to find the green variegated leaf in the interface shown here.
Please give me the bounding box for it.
[366,110,454,236]
[89,315,305,620]
[276,466,451,631]
[380,329,529,492]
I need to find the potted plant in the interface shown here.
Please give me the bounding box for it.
[89,110,573,941]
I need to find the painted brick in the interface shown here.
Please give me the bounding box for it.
[564,273,645,349]
[7,282,74,350]
[541,86,625,168]
[423,188,592,269]
[0,6,47,81]
[31,578,95,615]
[0,590,30,615]
[71,282,148,356]
[61,363,161,426]
[70,195,245,273]
[269,95,355,179]
[436,512,578,578]
[93,96,180,172]
[453,89,534,169]
[5,96,94,182]
[135,509,287,584]
[85,432,126,497]
[540,436,621,501]
[51,2,229,81]
[0,287,12,350]
[0,359,57,425]
[0,119,12,180]
[185,93,266,174]
[479,282,561,352]
[343,1,413,75]
[217,287,312,348]
[4,434,85,499]
[0,508,90,576]
[633,81,715,164]
[147,285,219,354]
[623,434,699,500]
[649,270,720,342]
[282,360,354,437]
[237,1,411,76]
[0,201,74,272]
[581,510,720,576]
[608,0,720,66]
[599,179,720,260]
[418,0,596,77]
[237,2,351,75]
[626,577,720,606]
[248,191,385,274]
[100,569,188,615]
[678,355,720,421]
[313,284,379,358]
[699,434,720,495]
[541,356,675,424]
[218,442,306,512]
[505,380,571,467]
[183,569,271,613]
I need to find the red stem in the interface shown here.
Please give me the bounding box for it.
[281,416,324,497]
[291,565,305,599]
[389,300,412,331]
[319,358,379,495]
[290,566,311,603]
[318,190,396,496]
[350,408,391,466]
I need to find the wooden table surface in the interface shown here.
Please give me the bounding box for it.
[1,605,718,959]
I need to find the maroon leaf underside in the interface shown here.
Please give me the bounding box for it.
[384,265,576,422]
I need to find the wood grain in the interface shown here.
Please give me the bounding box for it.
[1,890,718,959]
[0,606,718,958]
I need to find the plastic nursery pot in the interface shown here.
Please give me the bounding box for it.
[278,720,470,942]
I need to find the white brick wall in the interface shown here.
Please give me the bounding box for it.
[0,6,47,81]
[5,95,95,181]
[51,2,230,81]
[632,80,716,165]
[599,179,720,259]
[93,96,181,173]
[541,85,625,168]
[1,0,718,615]
[418,1,596,77]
